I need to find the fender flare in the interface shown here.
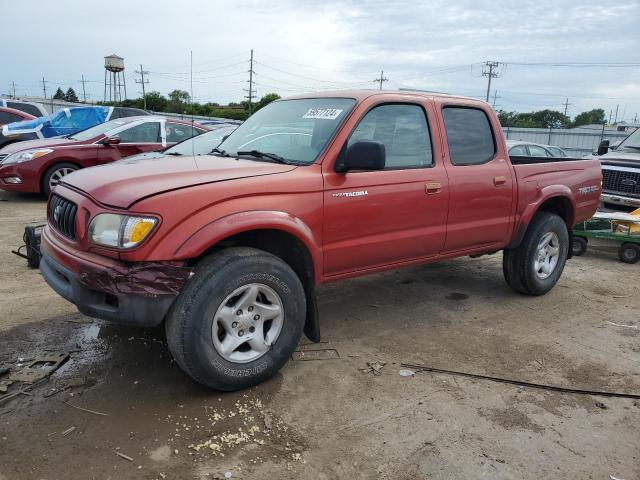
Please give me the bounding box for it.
[509,185,576,249]
[173,210,321,270]
[174,210,323,342]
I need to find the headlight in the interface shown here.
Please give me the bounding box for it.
[88,214,158,249]
[2,148,54,164]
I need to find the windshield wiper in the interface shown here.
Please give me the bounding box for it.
[236,149,292,164]
[165,152,183,156]
[210,147,229,157]
[621,145,640,151]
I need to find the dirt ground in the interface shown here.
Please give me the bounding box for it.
[0,189,639,480]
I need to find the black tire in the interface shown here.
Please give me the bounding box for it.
[618,243,640,264]
[42,162,79,197]
[165,247,306,391]
[503,212,569,296]
[572,237,588,256]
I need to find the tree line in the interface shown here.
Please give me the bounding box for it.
[52,87,79,103]
[109,90,280,120]
[497,108,607,129]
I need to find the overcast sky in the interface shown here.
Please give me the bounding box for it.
[4,0,640,121]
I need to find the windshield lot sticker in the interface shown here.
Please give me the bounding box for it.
[303,108,343,120]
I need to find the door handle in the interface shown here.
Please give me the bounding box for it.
[425,182,442,194]
[493,175,507,186]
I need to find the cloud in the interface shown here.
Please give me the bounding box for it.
[2,0,638,119]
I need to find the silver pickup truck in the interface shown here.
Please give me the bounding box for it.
[597,127,640,210]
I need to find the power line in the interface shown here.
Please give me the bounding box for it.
[373,70,389,90]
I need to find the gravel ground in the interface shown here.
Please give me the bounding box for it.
[0,189,639,480]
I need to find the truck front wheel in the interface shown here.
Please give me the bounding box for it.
[165,247,306,391]
[503,212,569,296]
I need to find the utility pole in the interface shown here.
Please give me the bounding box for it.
[80,75,87,103]
[41,77,47,99]
[613,104,619,125]
[373,70,388,90]
[633,113,638,124]
[135,65,150,110]
[244,49,256,115]
[562,98,571,117]
[492,90,500,107]
[482,61,501,102]
[11,81,16,99]
[608,109,613,124]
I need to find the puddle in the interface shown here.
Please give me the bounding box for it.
[446,292,469,301]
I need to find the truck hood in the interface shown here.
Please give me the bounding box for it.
[0,137,75,154]
[61,154,297,209]
[599,150,640,167]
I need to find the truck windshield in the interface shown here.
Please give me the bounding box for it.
[218,98,356,164]
[617,127,640,151]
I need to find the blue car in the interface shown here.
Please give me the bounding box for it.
[0,106,148,148]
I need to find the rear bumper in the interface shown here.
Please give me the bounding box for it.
[600,192,640,208]
[40,227,192,327]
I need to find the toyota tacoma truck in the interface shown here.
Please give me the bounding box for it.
[39,91,602,391]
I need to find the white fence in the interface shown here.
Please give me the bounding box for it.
[502,127,630,156]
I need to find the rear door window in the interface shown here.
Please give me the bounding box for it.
[528,145,549,157]
[118,122,161,143]
[509,145,528,156]
[442,107,496,165]
[347,104,433,169]
[166,122,201,143]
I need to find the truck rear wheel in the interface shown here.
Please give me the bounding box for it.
[503,212,569,296]
[165,247,306,391]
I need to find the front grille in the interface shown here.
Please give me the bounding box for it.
[48,195,77,240]
[602,168,640,198]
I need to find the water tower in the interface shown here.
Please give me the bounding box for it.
[103,54,127,102]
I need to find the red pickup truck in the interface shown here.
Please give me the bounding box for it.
[39,91,601,390]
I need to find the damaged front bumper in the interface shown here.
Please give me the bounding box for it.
[40,228,192,327]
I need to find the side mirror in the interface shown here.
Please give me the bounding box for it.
[102,135,121,146]
[597,140,610,156]
[335,141,385,173]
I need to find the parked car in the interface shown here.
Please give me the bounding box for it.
[506,140,568,158]
[39,91,601,390]
[595,127,640,211]
[123,123,238,162]
[0,116,208,195]
[0,106,149,148]
[0,99,48,117]
[0,107,35,126]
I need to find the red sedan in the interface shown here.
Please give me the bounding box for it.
[0,107,36,126]
[0,116,208,195]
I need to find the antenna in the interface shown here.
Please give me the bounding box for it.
[190,50,195,158]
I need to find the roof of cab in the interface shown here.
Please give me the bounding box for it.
[283,89,487,105]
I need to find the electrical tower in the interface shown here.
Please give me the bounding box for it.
[135,65,150,110]
[104,54,127,102]
[373,70,388,90]
[244,49,256,115]
[481,61,502,102]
